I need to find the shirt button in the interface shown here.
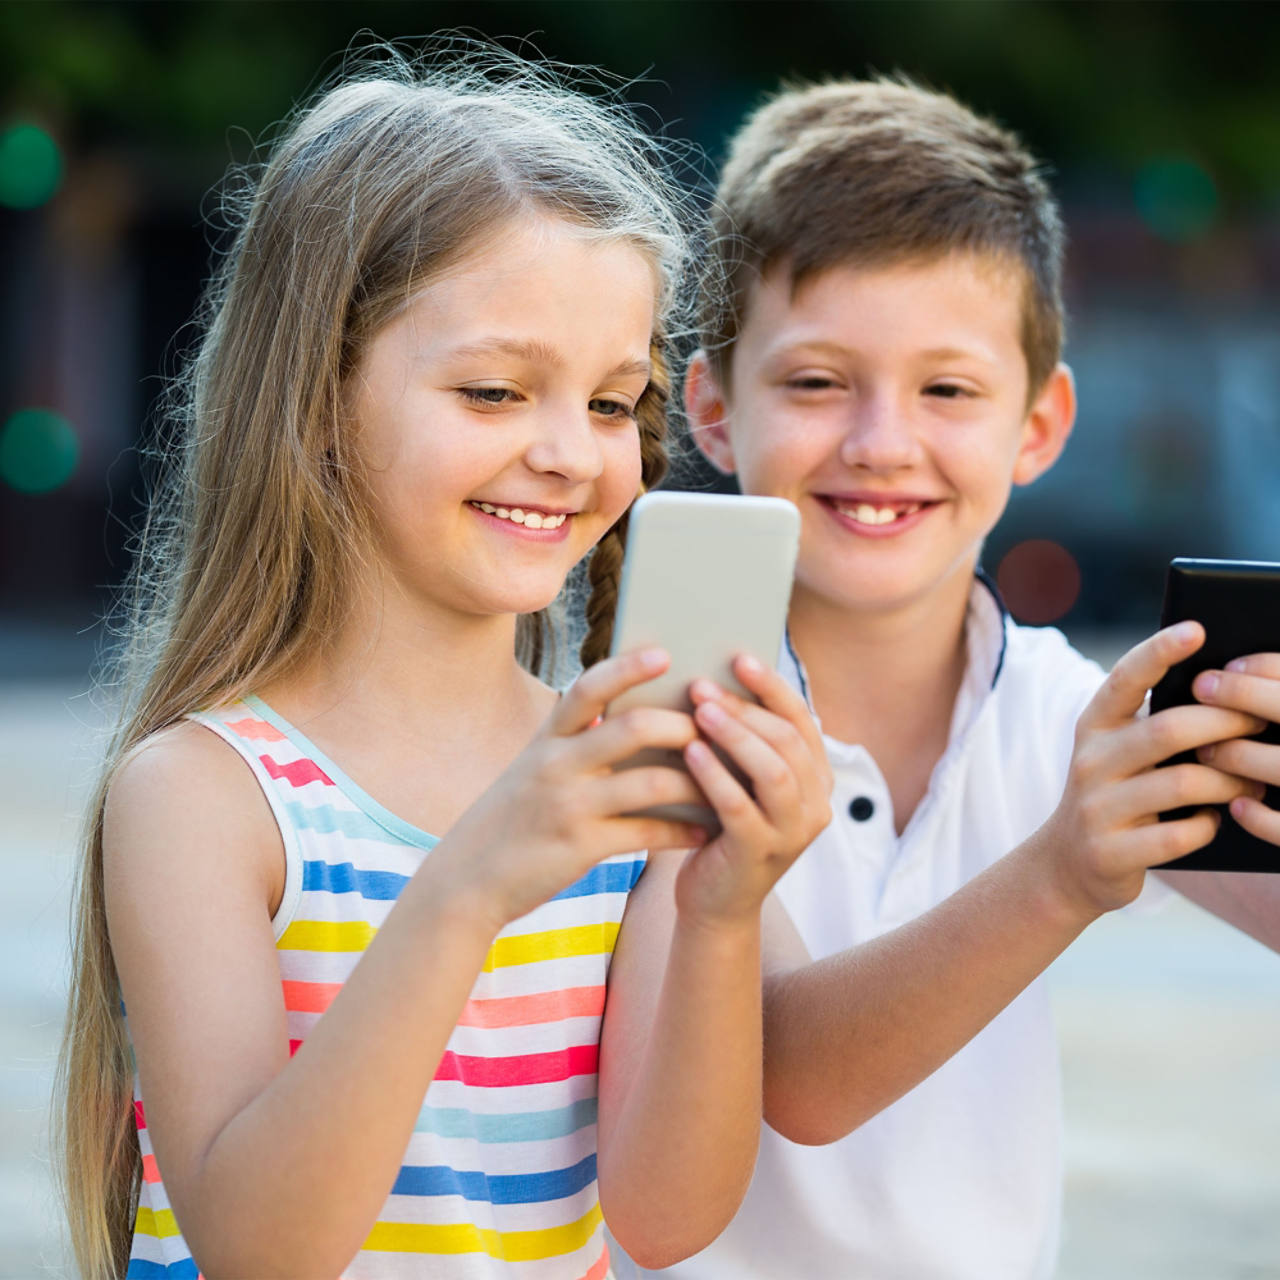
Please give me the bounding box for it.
[848,796,875,822]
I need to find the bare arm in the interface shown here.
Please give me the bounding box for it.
[597,656,831,1268]
[761,622,1265,1146]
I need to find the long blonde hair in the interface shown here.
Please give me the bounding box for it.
[55,45,691,1278]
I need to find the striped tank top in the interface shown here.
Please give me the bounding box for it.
[126,694,643,1280]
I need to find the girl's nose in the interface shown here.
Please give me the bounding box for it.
[524,405,605,483]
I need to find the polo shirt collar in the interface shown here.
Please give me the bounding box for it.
[779,571,1012,737]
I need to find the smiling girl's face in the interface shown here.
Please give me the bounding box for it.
[347,216,657,624]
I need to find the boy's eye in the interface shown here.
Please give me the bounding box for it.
[459,386,519,407]
[589,397,636,420]
[785,375,839,392]
[924,383,973,400]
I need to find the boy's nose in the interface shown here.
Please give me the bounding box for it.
[524,406,605,483]
[838,397,920,471]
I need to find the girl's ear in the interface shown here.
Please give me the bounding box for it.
[684,350,736,475]
[1012,362,1076,487]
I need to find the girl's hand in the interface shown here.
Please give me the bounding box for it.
[440,648,709,930]
[676,655,833,926]
[1039,622,1266,919]
[1193,653,1280,845]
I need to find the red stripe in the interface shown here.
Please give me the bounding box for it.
[141,1153,161,1184]
[289,1038,303,1056]
[260,755,334,787]
[134,1100,146,1131]
[457,984,606,1029]
[225,715,286,743]
[581,1246,612,1280]
[433,1042,598,1087]
[282,979,340,1014]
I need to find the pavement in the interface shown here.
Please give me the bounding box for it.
[2,660,1278,1279]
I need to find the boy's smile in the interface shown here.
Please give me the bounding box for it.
[690,252,1075,624]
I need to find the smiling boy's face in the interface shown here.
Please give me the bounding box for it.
[689,251,1076,627]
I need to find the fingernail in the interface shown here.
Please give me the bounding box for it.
[1226,657,1248,673]
[1197,672,1220,698]
[737,653,764,675]
[689,678,718,702]
[640,647,666,668]
[1198,744,1216,763]
[1173,620,1200,643]
[698,701,726,725]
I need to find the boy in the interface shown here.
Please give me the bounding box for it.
[626,79,1280,1279]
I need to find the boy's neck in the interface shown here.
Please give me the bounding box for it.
[788,573,973,833]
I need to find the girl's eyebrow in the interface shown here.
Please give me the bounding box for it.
[444,336,650,380]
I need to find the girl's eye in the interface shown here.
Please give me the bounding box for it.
[459,387,519,407]
[589,397,636,420]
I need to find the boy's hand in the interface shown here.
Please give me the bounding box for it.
[1192,653,1280,845]
[674,656,833,926]
[1041,621,1265,920]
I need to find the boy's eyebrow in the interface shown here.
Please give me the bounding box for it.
[443,337,651,380]
[766,339,1000,366]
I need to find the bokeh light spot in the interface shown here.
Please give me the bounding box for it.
[0,409,80,494]
[996,539,1082,625]
[0,122,64,209]
[1134,157,1218,243]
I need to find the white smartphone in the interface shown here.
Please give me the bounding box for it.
[607,490,801,827]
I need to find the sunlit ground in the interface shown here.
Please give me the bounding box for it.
[3,647,1278,1278]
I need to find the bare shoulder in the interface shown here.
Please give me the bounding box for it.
[104,718,284,914]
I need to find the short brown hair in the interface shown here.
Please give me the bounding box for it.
[700,77,1065,395]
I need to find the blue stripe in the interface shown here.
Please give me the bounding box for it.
[415,1097,598,1143]
[302,859,409,900]
[126,1259,199,1280]
[551,858,646,902]
[280,800,404,844]
[391,1153,597,1204]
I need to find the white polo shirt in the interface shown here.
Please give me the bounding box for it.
[623,577,1153,1280]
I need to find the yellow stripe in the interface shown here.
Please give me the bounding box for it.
[133,1206,182,1239]
[277,919,378,952]
[483,922,619,972]
[364,1202,602,1259]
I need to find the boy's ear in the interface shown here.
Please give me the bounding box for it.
[684,350,736,475]
[1012,363,1076,487]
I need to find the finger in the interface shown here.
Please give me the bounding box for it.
[1080,621,1204,731]
[571,706,698,771]
[690,680,824,793]
[1100,703,1266,774]
[1193,666,1280,723]
[1198,738,1280,788]
[597,763,707,818]
[607,815,710,853]
[1224,653,1280,680]
[1122,809,1222,867]
[1107,763,1258,827]
[553,647,670,736]
[694,699,797,821]
[1227,795,1280,846]
[731,654,830,765]
[684,737,765,838]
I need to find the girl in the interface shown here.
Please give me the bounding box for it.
[57,52,831,1280]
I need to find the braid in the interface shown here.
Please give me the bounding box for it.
[579,336,670,669]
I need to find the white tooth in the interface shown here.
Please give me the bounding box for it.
[496,508,510,519]
[855,504,877,523]
[877,508,895,525]
[524,512,544,529]
[480,503,495,513]
[509,508,525,523]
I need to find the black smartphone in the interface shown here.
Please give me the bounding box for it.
[1150,558,1280,872]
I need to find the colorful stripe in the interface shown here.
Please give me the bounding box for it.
[128,699,635,1278]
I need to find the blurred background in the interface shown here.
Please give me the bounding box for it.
[2,1,1278,1276]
